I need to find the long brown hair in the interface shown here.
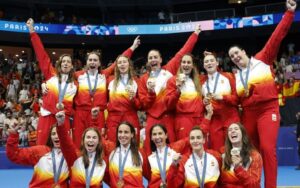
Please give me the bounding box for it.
[223,122,254,170]
[55,54,75,83]
[177,53,202,95]
[80,127,104,168]
[115,121,141,167]
[46,124,58,148]
[112,55,135,91]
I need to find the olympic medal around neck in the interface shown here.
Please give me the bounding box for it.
[56,103,64,111]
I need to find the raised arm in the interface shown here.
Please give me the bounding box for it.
[102,36,141,77]
[6,126,49,166]
[55,111,79,168]
[255,0,296,65]
[167,154,186,188]
[26,18,55,80]
[164,25,201,75]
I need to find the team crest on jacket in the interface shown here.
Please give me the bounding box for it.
[221,80,224,84]
[211,161,215,166]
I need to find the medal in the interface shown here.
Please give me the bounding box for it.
[56,103,64,110]
[51,183,61,188]
[244,88,249,97]
[160,182,167,188]
[57,79,68,111]
[117,179,124,188]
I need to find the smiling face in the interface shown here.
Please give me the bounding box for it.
[228,46,248,68]
[151,126,168,149]
[189,129,205,152]
[84,130,100,153]
[203,54,218,74]
[228,123,242,147]
[117,56,130,74]
[147,50,162,71]
[180,55,193,75]
[60,55,73,74]
[51,127,60,148]
[118,123,134,148]
[86,53,101,71]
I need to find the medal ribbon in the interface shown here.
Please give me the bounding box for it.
[118,147,130,180]
[85,154,97,188]
[87,72,99,98]
[239,61,250,94]
[192,152,207,188]
[58,80,68,104]
[156,146,168,184]
[206,72,220,95]
[51,150,65,184]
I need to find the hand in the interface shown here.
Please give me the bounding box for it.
[175,76,185,90]
[126,85,136,100]
[91,107,100,119]
[203,50,213,57]
[172,152,182,166]
[212,93,223,100]
[41,83,49,95]
[130,36,141,51]
[286,0,297,12]
[101,128,106,138]
[194,24,202,35]
[203,96,211,105]
[147,78,156,92]
[26,18,35,33]
[205,103,214,118]
[55,111,65,126]
[297,137,300,142]
[232,155,242,167]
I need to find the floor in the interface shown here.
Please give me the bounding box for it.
[0,166,300,188]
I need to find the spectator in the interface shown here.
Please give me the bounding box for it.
[158,10,166,23]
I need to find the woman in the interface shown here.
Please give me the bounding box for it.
[26,18,77,145]
[201,52,239,150]
[227,1,296,187]
[56,111,107,188]
[6,123,69,187]
[146,124,191,188]
[165,53,212,140]
[73,36,140,148]
[167,126,220,188]
[139,25,201,155]
[106,55,141,143]
[107,121,145,188]
[219,123,262,188]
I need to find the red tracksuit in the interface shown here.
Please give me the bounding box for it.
[31,32,77,145]
[106,76,142,143]
[6,133,69,188]
[235,10,295,188]
[139,32,199,155]
[144,139,190,188]
[57,123,115,188]
[201,72,240,150]
[165,76,211,140]
[219,149,263,188]
[73,48,133,148]
[167,150,221,188]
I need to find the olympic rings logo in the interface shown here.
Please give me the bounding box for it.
[126,26,138,33]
